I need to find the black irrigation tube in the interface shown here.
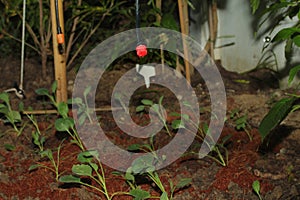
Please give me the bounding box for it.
[55,0,64,54]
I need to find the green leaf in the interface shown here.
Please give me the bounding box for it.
[90,163,99,171]
[250,0,260,14]
[125,172,135,182]
[50,81,57,94]
[58,102,69,118]
[4,144,15,151]
[136,105,145,112]
[129,188,151,200]
[288,65,300,86]
[273,28,299,41]
[83,86,92,97]
[72,164,92,176]
[141,99,153,106]
[151,104,160,113]
[161,13,179,31]
[10,111,21,122]
[18,102,24,112]
[71,97,83,105]
[131,154,155,174]
[175,178,192,190]
[292,35,300,47]
[160,192,168,200]
[77,150,99,163]
[258,97,296,141]
[158,96,164,105]
[59,175,82,183]
[40,149,53,160]
[252,180,260,194]
[32,131,40,146]
[0,93,10,105]
[171,120,185,129]
[35,88,50,96]
[28,164,40,171]
[55,117,74,132]
[127,144,142,151]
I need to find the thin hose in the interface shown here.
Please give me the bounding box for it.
[136,0,141,44]
[55,0,62,34]
[20,0,26,90]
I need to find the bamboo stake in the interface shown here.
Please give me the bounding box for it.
[156,0,162,23]
[50,0,68,103]
[178,0,191,83]
[207,0,218,60]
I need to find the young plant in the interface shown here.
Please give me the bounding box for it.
[136,96,171,136]
[171,109,230,166]
[126,154,192,200]
[29,140,65,182]
[59,150,128,200]
[71,86,94,125]
[26,113,46,152]
[54,102,84,150]
[0,92,24,135]
[35,82,84,150]
[252,180,263,200]
[229,109,252,141]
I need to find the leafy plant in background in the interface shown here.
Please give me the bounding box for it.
[0,92,24,135]
[0,0,52,77]
[250,0,300,142]
[0,0,131,73]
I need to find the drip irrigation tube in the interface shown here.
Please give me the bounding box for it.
[55,0,64,54]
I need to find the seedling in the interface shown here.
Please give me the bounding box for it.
[0,92,24,135]
[25,112,46,152]
[29,140,65,182]
[71,86,94,125]
[126,154,192,200]
[230,109,252,141]
[252,180,263,200]
[35,83,84,150]
[59,150,128,200]
[136,96,171,136]
[170,108,229,166]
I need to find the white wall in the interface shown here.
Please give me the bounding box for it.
[189,0,300,87]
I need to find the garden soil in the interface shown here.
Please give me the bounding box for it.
[0,57,299,199]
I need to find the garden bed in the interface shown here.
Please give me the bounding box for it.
[0,57,299,199]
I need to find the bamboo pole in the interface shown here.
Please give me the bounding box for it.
[178,0,191,83]
[207,0,218,60]
[156,0,162,23]
[50,0,68,103]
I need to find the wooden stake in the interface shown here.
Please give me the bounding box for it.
[22,106,123,115]
[50,0,67,103]
[208,0,218,60]
[178,0,191,83]
[156,0,162,23]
